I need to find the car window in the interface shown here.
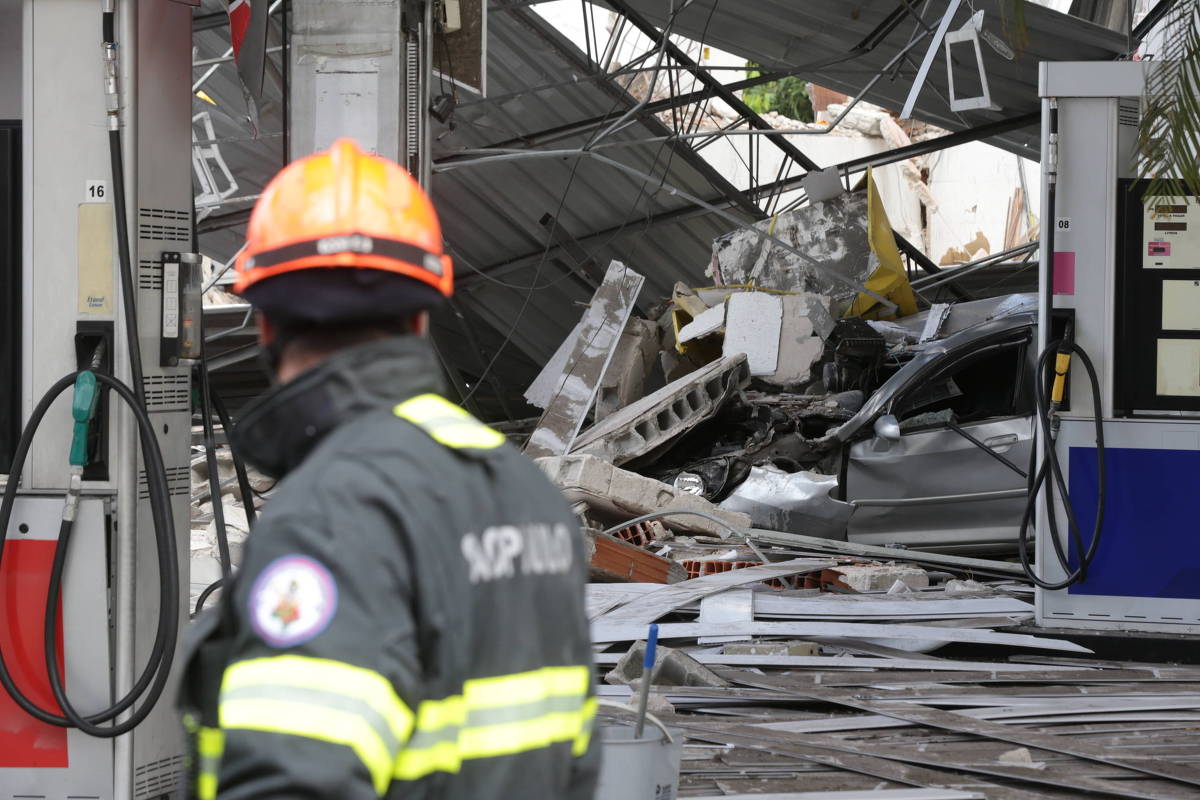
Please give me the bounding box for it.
[893,341,1032,427]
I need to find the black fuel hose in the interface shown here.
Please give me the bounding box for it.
[199,360,234,584]
[194,577,225,617]
[193,361,258,616]
[1017,340,1106,589]
[212,389,258,528]
[217,388,261,532]
[0,370,178,737]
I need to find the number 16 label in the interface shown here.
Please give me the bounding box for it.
[84,180,108,203]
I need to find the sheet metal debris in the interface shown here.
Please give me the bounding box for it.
[583,566,1200,798]
[718,466,851,540]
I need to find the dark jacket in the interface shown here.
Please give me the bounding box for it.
[180,337,598,800]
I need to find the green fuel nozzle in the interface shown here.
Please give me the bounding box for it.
[69,370,101,468]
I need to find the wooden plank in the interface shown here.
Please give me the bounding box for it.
[591,620,1093,653]
[595,558,834,624]
[734,674,1200,789]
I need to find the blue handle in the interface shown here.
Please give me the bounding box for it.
[643,624,658,670]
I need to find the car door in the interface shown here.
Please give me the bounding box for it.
[844,333,1034,553]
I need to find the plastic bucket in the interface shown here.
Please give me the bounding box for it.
[595,721,683,800]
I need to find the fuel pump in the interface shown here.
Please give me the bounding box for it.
[0,0,196,796]
[1030,61,1200,635]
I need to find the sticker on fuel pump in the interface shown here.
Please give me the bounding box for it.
[83,180,108,203]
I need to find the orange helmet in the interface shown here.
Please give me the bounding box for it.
[234,138,452,323]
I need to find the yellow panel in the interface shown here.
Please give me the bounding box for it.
[77,203,114,315]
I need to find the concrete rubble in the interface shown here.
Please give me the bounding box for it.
[569,355,752,467]
[189,448,272,609]
[605,640,729,688]
[710,193,874,309]
[524,260,644,458]
[595,317,660,421]
[537,453,752,539]
[506,198,1050,597]
[513,222,1200,798]
[827,564,930,593]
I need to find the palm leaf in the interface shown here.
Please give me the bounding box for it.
[1138,0,1200,201]
[1000,0,1031,55]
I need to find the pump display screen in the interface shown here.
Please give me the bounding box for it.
[1143,196,1200,269]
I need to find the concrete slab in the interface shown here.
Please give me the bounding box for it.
[523,319,580,410]
[773,295,825,386]
[571,354,751,466]
[596,317,660,421]
[677,303,725,343]
[537,453,752,539]
[711,192,872,308]
[723,292,782,376]
[524,261,644,458]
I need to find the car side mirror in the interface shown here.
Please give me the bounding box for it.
[873,414,901,442]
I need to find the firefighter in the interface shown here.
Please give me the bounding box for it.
[180,138,599,800]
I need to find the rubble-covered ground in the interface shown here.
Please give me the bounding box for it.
[191,189,1200,799]
[510,191,1200,798]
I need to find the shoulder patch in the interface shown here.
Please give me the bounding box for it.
[248,555,338,648]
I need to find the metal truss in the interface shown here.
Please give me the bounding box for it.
[438,0,1027,296]
[442,0,1045,296]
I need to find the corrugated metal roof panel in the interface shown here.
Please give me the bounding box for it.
[195,3,750,416]
[608,0,1127,155]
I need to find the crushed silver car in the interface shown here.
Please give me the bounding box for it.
[831,305,1036,553]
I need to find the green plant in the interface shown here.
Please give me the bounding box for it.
[1007,0,1200,199]
[1137,0,1200,201]
[743,63,814,122]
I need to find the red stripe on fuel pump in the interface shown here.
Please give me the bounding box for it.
[0,539,68,767]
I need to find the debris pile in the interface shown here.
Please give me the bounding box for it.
[526,179,1039,585]
[515,178,1200,799]
[189,446,273,608]
[586,563,1200,798]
